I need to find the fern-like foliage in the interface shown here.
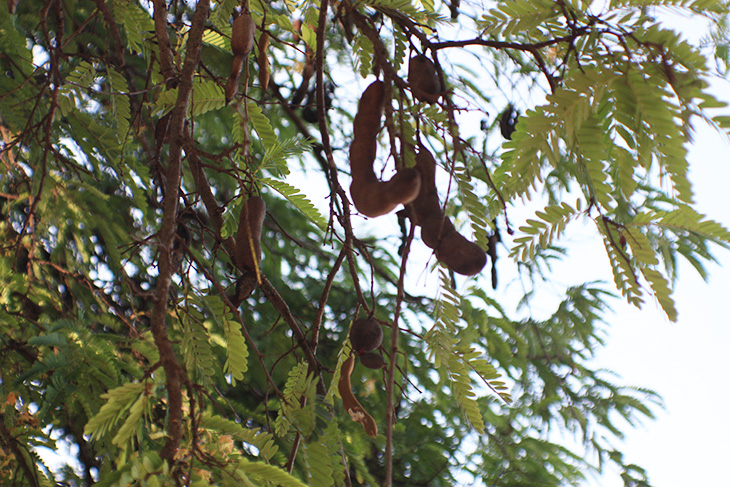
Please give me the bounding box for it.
[105,68,131,143]
[201,415,279,463]
[424,272,511,433]
[257,136,312,177]
[453,165,491,249]
[302,440,334,487]
[274,361,316,438]
[205,294,249,383]
[84,382,147,443]
[259,177,328,231]
[477,0,562,38]
[235,458,309,487]
[511,201,581,261]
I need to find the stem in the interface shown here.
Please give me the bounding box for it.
[384,224,415,486]
[150,0,210,466]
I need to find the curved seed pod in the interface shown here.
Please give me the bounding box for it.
[349,318,383,354]
[235,196,266,271]
[408,55,442,104]
[225,13,256,103]
[435,228,488,277]
[359,352,386,370]
[349,81,421,218]
[410,147,487,276]
[338,354,378,437]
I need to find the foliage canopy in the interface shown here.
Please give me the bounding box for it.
[1,0,729,486]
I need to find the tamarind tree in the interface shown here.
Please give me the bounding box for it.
[1,0,729,486]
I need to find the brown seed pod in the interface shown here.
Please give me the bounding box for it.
[224,55,245,103]
[257,31,270,91]
[235,196,266,271]
[231,13,255,57]
[408,55,442,104]
[338,354,378,437]
[409,146,487,276]
[349,318,383,354]
[359,352,386,370]
[349,81,421,218]
[225,13,256,103]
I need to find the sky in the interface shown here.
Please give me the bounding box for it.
[581,11,730,487]
[587,104,730,487]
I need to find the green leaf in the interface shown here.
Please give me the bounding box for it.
[247,99,278,149]
[641,268,678,322]
[237,458,309,487]
[259,177,328,230]
[84,382,146,440]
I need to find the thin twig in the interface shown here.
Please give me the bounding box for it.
[384,223,415,487]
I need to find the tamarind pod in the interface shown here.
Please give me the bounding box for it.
[291,46,315,106]
[435,230,488,276]
[449,0,461,20]
[225,13,255,104]
[231,13,255,57]
[359,352,386,370]
[257,32,270,91]
[410,146,446,247]
[349,169,421,218]
[224,55,244,103]
[349,318,383,354]
[349,81,422,217]
[352,80,385,139]
[338,354,378,437]
[229,274,258,307]
[410,146,487,276]
[408,55,442,104]
[235,196,266,271]
[500,105,519,140]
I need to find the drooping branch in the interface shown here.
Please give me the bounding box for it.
[258,274,325,394]
[149,0,210,467]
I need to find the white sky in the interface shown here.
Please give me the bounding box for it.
[587,105,730,487]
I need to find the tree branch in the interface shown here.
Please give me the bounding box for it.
[150,0,210,467]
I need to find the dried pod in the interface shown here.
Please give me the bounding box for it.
[349,81,421,218]
[257,31,270,91]
[231,13,255,57]
[291,46,315,106]
[225,13,256,103]
[435,229,487,277]
[349,318,383,354]
[338,354,378,437]
[359,352,386,370]
[235,196,266,271]
[224,55,245,103]
[408,55,442,104]
[409,147,487,276]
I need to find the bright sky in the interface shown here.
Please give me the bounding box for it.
[587,102,730,487]
[579,9,730,485]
